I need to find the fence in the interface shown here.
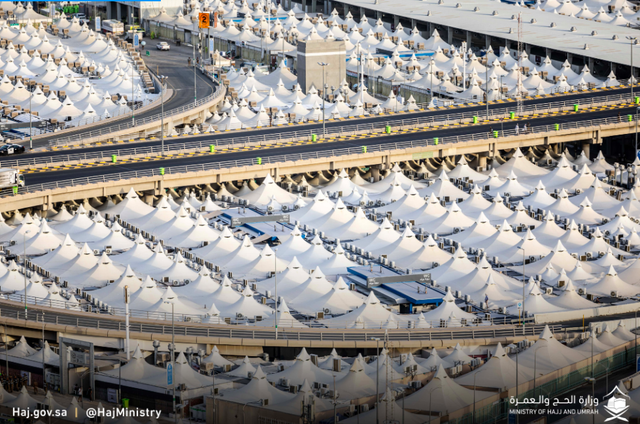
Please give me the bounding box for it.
[1,291,526,330]
[3,92,633,169]
[0,295,557,340]
[450,345,638,424]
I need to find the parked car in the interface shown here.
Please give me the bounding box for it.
[156,42,170,51]
[0,144,25,155]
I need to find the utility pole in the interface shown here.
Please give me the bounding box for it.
[516,12,523,115]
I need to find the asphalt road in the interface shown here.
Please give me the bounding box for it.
[21,103,636,186]
[18,85,637,159]
[31,40,215,147]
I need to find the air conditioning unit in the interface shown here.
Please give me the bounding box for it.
[279,378,289,387]
[316,311,324,319]
[545,288,553,295]
[610,291,618,297]
[410,381,422,389]
[93,249,100,255]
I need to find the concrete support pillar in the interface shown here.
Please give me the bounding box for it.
[566,52,573,65]
[393,15,400,27]
[485,35,491,49]
[370,166,381,182]
[545,48,551,59]
[477,152,488,171]
[127,5,133,24]
[116,5,122,22]
[582,141,591,158]
[376,11,382,20]
[588,57,594,71]
[426,22,433,36]
[446,26,453,45]
[272,168,280,180]
[465,31,471,48]
[524,44,531,54]
[411,19,416,30]
[311,0,317,14]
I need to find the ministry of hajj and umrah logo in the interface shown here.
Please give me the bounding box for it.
[603,386,630,422]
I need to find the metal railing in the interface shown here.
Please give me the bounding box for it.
[4,92,633,169]
[0,299,558,341]
[1,113,632,199]
[46,83,226,147]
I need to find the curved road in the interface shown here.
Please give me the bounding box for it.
[31,40,215,147]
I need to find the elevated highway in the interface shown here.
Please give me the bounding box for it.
[40,85,638,151]
[0,299,558,354]
[0,112,633,212]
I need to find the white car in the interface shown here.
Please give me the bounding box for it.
[156,42,170,51]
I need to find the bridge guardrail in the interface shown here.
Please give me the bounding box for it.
[1,113,631,199]
[0,298,557,341]
[5,92,632,169]
[46,82,226,148]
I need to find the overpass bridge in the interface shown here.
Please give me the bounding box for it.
[0,299,558,355]
[0,109,635,212]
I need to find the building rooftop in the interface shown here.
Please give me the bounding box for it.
[339,0,639,66]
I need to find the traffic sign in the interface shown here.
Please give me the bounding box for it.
[133,33,139,48]
[517,302,522,309]
[167,363,173,385]
[199,12,210,28]
[95,16,101,32]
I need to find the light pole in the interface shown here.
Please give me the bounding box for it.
[533,347,541,395]
[318,62,328,137]
[41,312,45,391]
[274,247,278,339]
[473,369,488,424]
[428,386,442,424]
[518,247,526,332]
[164,298,177,424]
[193,22,198,104]
[461,41,467,90]
[29,82,32,150]
[627,36,638,102]
[371,337,380,424]
[430,59,434,105]
[23,230,32,314]
[159,75,168,156]
[242,400,263,424]
[485,57,489,120]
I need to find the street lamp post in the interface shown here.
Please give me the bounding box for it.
[430,59,434,106]
[40,312,45,391]
[274,248,278,339]
[371,337,380,424]
[628,36,639,157]
[29,83,32,150]
[473,370,488,424]
[23,230,32,314]
[159,75,168,155]
[428,387,441,424]
[518,247,526,332]
[164,299,177,424]
[318,62,328,137]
